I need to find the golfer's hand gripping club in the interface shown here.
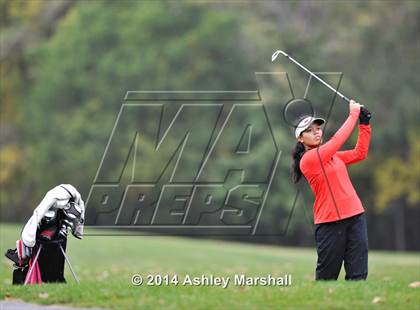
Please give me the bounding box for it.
[359,107,372,125]
[349,100,363,113]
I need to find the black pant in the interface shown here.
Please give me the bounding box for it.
[315,213,368,280]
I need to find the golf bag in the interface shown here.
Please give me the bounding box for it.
[5,184,84,285]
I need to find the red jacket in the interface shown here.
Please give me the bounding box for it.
[300,110,371,224]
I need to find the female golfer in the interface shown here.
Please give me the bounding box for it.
[291,100,371,280]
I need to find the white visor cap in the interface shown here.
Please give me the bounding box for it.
[295,116,325,138]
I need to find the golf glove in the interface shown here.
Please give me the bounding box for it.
[359,107,371,125]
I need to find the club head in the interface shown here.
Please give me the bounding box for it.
[271,50,288,62]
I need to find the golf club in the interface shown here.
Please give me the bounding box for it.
[272,50,350,103]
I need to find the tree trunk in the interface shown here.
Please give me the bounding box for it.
[394,198,406,251]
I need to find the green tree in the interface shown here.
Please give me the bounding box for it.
[9,1,257,216]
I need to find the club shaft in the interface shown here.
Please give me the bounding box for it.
[282,53,350,103]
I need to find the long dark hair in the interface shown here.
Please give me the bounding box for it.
[291,141,306,183]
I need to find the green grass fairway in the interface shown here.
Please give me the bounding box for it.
[1,223,419,309]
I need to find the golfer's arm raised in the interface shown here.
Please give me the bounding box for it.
[312,101,362,163]
[336,123,371,165]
